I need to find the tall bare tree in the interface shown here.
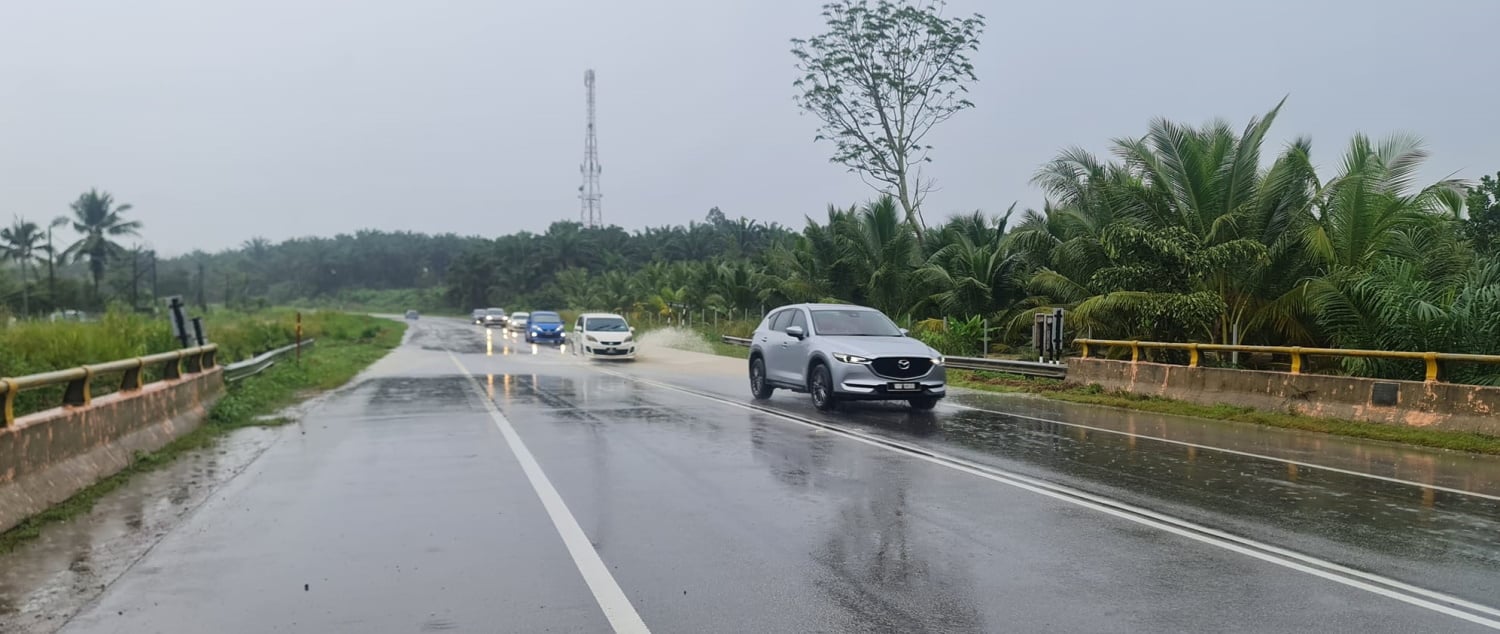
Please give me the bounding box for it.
[792,0,985,242]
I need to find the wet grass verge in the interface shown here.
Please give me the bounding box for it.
[0,316,405,555]
[710,340,748,359]
[951,370,1500,455]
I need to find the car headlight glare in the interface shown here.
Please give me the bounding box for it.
[833,352,871,364]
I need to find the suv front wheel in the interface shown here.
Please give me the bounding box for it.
[809,363,838,411]
[749,357,774,400]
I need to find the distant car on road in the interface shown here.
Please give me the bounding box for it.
[482,308,508,328]
[404,310,420,320]
[471,308,486,324]
[748,303,946,411]
[572,313,636,360]
[506,312,529,333]
[524,311,566,344]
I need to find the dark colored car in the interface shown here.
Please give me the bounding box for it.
[471,309,486,324]
[404,310,420,320]
[524,311,567,344]
[482,308,508,328]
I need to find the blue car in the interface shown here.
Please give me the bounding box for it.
[525,311,567,344]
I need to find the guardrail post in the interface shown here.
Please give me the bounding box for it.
[1080,341,1090,358]
[185,349,203,374]
[1290,347,1303,375]
[1130,341,1140,363]
[0,380,13,427]
[121,359,144,391]
[64,368,92,407]
[1188,343,1200,368]
[163,354,182,380]
[1423,352,1439,383]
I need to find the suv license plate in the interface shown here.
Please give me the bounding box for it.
[890,382,918,391]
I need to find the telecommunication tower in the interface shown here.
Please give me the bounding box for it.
[579,69,602,228]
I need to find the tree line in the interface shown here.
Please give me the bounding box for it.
[4,107,1495,385]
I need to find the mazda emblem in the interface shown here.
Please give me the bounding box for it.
[897,359,911,370]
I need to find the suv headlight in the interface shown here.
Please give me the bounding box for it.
[623,333,633,342]
[932,355,945,366]
[833,352,871,364]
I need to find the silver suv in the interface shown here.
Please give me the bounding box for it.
[748,304,947,411]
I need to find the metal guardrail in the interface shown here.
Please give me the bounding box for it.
[945,357,1067,378]
[0,345,218,427]
[1076,338,1500,383]
[718,335,1067,379]
[223,339,315,383]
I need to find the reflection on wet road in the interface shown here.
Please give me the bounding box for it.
[3,317,1497,633]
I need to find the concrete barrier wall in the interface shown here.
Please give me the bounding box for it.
[0,370,224,533]
[1068,358,1500,435]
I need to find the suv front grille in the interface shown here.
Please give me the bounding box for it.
[871,357,933,379]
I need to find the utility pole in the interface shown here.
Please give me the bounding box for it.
[47,217,67,311]
[196,260,206,311]
[149,250,158,309]
[579,69,602,228]
[131,249,139,310]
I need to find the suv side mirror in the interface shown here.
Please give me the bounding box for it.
[629,326,636,332]
[899,328,910,336]
[786,325,805,339]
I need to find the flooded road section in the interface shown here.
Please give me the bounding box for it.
[0,318,1496,633]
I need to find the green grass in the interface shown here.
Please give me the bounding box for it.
[0,314,405,555]
[951,369,1500,455]
[710,340,749,359]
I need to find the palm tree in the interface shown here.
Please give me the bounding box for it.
[1021,102,1329,344]
[911,207,1018,316]
[1298,133,1472,353]
[1,217,47,316]
[62,189,142,303]
[835,196,920,315]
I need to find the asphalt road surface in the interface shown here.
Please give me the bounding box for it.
[18,317,1500,633]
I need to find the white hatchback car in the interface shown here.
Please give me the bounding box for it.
[572,313,636,360]
[506,312,530,333]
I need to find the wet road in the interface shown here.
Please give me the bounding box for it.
[7,318,1500,633]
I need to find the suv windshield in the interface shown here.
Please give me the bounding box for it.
[486,309,505,316]
[811,309,902,336]
[586,317,629,332]
[531,313,562,324]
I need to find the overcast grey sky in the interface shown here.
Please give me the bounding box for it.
[2,0,1496,255]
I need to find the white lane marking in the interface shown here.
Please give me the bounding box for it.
[601,370,1500,630]
[948,402,1500,502]
[450,352,650,634]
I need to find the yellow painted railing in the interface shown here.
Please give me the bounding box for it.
[1074,339,1500,384]
[0,345,218,426]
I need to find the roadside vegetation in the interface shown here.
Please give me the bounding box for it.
[0,313,404,554]
[0,308,390,418]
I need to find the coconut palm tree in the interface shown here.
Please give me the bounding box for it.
[916,206,1021,317]
[834,196,920,315]
[1021,102,1328,344]
[62,189,142,303]
[1,217,47,316]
